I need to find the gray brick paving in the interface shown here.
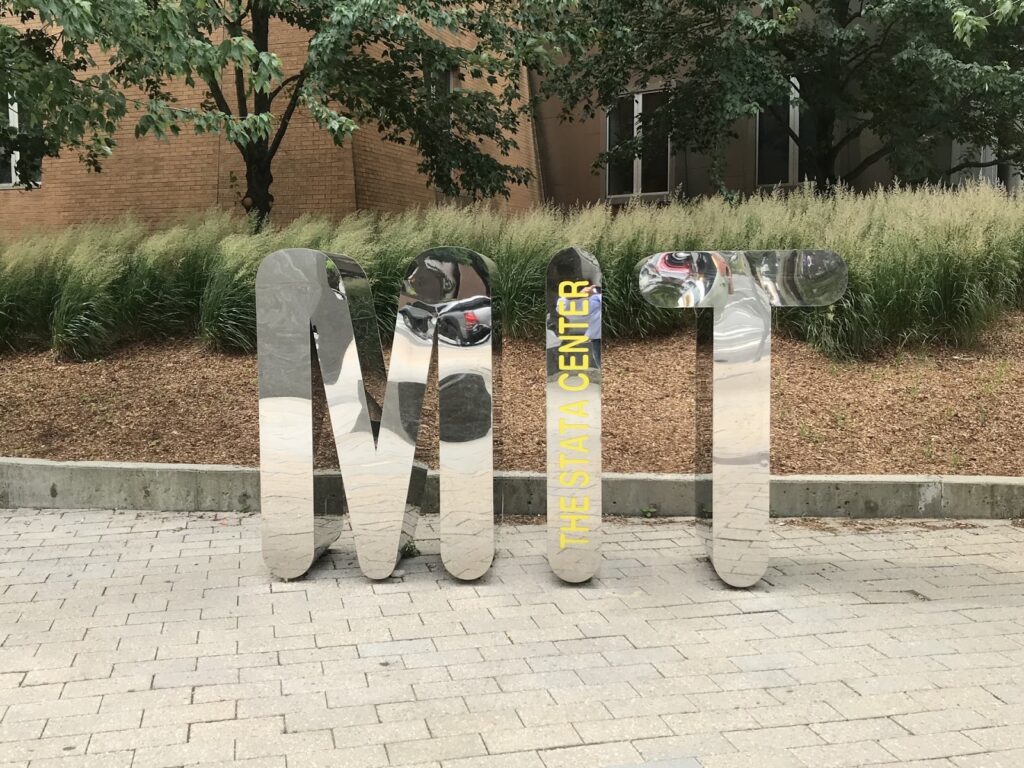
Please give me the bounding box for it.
[1,509,1023,767]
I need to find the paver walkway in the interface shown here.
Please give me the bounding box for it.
[1,509,1023,768]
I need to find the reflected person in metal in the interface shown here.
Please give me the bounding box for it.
[638,250,847,587]
[546,247,603,583]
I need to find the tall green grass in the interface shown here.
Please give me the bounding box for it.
[2,184,1022,360]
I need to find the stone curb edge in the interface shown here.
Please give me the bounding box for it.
[1,458,1022,519]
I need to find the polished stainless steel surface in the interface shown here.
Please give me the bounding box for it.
[413,248,497,581]
[546,247,602,583]
[320,250,421,583]
[638,250,847,587]
[257,247,496,582]
[256,249,353,580]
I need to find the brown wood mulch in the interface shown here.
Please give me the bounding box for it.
[1,314,1022,476]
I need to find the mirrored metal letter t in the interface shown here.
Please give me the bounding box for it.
[638,250,847,587]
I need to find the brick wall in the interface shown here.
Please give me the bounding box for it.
[0,21,541,235]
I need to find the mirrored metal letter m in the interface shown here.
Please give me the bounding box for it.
[256,247,496,582]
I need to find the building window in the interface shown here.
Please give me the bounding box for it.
[1,98,15,187]
[756,79,803,187]
[1,98,40,188]
[427,63,459,101]
[606,90,670,198]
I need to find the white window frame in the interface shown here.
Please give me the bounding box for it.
[1,98,19,189]
[756,78,801,188]
[605,89,672,200]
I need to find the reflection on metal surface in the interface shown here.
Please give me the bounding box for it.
[546,247,602,583]
[638,250,732,309]
[256,249,355,581]
[257,247,496,582]
[638,250,847,588]
[640,250,847,310]
[408,248,497,581]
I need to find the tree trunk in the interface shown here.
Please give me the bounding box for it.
[244,154,274,230]
[813,107,838,193]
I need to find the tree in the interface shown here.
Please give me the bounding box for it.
[114,0,557,226]
[545,0,1024,191]
[952,0,1024,44]
[1,1,128,186]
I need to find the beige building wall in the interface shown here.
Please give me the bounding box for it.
[533,90,605,206]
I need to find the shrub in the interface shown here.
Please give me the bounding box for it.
[1,184,1022,360]
[0,228,67,350]
[49,221,148,360]
[126,212,242,340]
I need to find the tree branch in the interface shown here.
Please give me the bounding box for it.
[223,9,249,118]
[186,15,232,118]
[224,0,252,27]
[944,158,1002,176]
[234,65,248,117]
[838,18,898,93]
[766,104,822,179]
[267,72,306,160]
[250,3,271,116]
[843,142,894,182]
[832,119,870,155]
[268,72,304,105]
[203,76,233,117]
[767,104,800,147]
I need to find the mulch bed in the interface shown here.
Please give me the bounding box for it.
[1,314,1022,475]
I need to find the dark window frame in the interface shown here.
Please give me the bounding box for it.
[1,96,41,189]
[1,96,17,187]
[605,89,672,199]
[756,78,801,188]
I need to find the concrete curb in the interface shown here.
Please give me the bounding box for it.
[0,457,1022,519]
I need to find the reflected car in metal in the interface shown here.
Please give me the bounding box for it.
[437,296,493,347]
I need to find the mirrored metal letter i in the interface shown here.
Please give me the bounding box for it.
[546,247,603,583]
[638,250,847,587]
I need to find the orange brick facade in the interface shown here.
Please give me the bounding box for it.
[0,23,542,234]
